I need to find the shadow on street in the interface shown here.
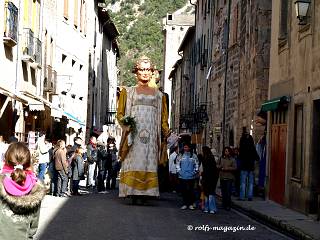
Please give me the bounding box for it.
[35,190,291,240]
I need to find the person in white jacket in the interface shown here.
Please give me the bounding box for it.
[37,134,52,181]
[168,145,179,192]
[97,125,109,146]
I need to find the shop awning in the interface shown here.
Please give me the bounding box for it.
[17,94,45,111]
[0,87,15,99]
[260,96,290,112]
[64,111,85,126]
[29,101,45,111]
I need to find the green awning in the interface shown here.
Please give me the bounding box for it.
[260,96,290,112]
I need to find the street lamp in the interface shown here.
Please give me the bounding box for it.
[294,0,311,25]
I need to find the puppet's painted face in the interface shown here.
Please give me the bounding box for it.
[136,61,152,86]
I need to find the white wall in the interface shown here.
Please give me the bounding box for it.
[55,0,89,129]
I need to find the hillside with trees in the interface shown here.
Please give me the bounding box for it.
[104,0,192,86]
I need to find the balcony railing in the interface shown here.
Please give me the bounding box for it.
[3,2,18,47]
[33,37,42,65]
[22,28,34,62]
[179,103,209,133]
[179,113,193,130]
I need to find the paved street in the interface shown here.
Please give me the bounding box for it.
[35,190,292,240]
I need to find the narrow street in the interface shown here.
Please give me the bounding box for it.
[1,0,320,239]
[35,190,292,240]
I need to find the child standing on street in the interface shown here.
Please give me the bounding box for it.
[0,142,46,239]
[176,143,199,210]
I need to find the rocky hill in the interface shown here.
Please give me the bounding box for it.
[104,0,194,86]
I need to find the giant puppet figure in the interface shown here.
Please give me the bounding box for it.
[116,56,169,200]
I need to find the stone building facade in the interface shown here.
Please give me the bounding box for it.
[86,1,119,139]
[238,0,271,143]
[162,13,194,126]
[210,0,241,152]
[267,0,320,216]
[209,0,271,152]
[169,0,271,154]
[193,0,214,147]
[169,59,182,133]
[170,26,196,134]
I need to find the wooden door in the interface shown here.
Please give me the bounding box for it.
[269,124,287,205]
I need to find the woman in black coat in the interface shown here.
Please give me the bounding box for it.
[238,129,260,201]
[201,146,219,214]
[71,147,84,195]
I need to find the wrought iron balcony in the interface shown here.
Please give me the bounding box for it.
[195,103,209,121]
[33,37,42,65]
[3,2,18,47]
[179,103,209,133]
[105,108,117,125]
[179,113,193,130]
[44,65,56,93]
[22,28,34,62]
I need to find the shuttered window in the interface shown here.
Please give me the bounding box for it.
[84,0,87,35]
[74,0,78,27]
[279,0,288,40]
[64,0,69,19]
[293,104,303,179]
[80,0,84,32]
[230,3,238,45]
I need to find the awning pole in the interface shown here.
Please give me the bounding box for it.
[0,97,10,118]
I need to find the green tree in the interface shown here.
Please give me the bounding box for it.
[106,0,189,86]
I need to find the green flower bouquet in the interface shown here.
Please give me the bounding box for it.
[121,116,137,137]
[119,116,137,160]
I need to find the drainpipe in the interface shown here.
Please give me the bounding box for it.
[38,0,44,97]
[178,52,183,133]
[13,0,22,140]
[206,0,215,115]
[14,0,22,95]
[189,0,197,135]
[222,0,231,148]
[204,0,216,146]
